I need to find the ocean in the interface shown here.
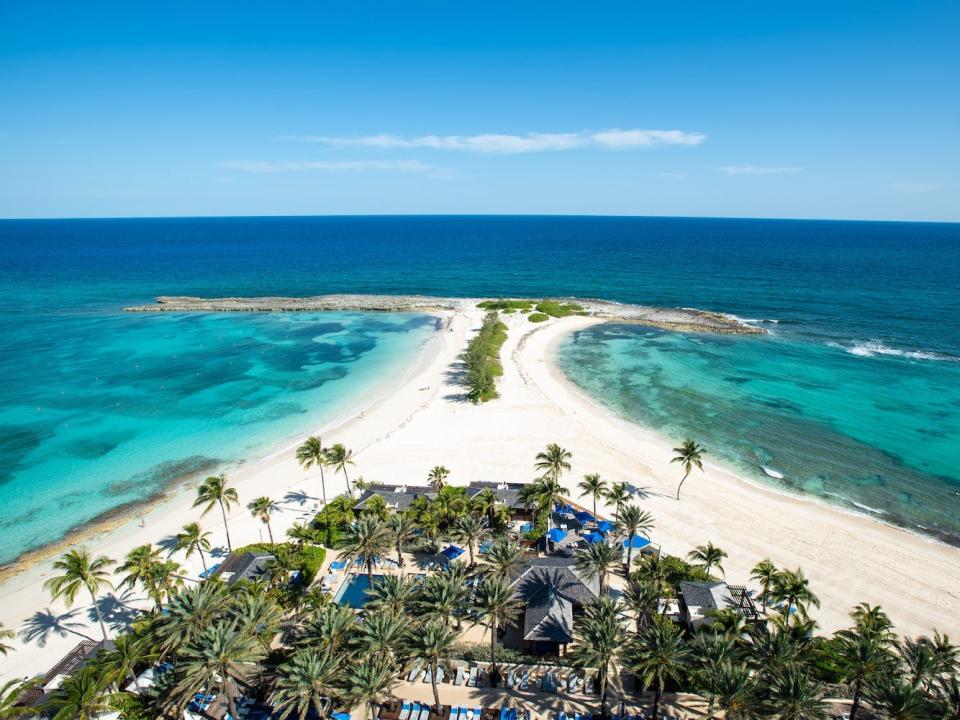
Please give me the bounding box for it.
[1,215,958,560]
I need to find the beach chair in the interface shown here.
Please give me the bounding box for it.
[584,674,595,695]
[423,667,433,684]
[466,667,478,688]
[519,670,529,690]
[435,667,445,684]
[407,665,422,682]
[454,666,465,686]
[505,669,515,689]
[476,667,486,688]
[450,708,461,720]
[473,708,482,720]
[399,702,413,720]
[567,674,579,693]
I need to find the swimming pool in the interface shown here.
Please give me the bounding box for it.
[335,573,425,609]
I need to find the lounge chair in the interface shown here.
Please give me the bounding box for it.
[415,704,429,720]
[519,671,529,690]
[407,666,422,682]
[454,667,465,686]
[567,674,579,693]
[584,674,595,694]
[423,667,433,683]
[435,667,445,684]
[476,667,485,688]
[466,667,478,687]
[450,708,460,720]
[505,670,515,689]
[399,702,413,720]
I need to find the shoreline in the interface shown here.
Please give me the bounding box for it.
[2,306,958,682]
[0,312,447,581]
[542,319,960,553]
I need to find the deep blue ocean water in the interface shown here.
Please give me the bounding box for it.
[1,215,959,559]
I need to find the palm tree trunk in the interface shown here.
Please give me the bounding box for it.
[599,668,608,718]
[396,543,405,568]
[219,499,232,551]
[266,519,275,545]
[626,534,635,575]
[89,588,109,641]
[652,685,663,720]
[592,495,597,517]
[675,472,690,500]
[319,464,328,507]
[225,681,240,720]
[198,547,208,573]
[489,618,499,688]
[468,543,475,567]
[849,678,862,720]
[367,560,375,589]
[344,467,353,497]
[431,662,441,711]
[129,669,140,694]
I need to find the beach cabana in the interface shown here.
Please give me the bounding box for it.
[547,528,567,544]
[583,531,605,545]
[597,520,614,534]
[440,545,465,561]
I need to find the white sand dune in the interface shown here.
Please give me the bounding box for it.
[2,304,958,681]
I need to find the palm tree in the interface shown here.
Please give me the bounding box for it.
[43,666,111,720]
[932,674,960,720]
[689,542,728,577]
[834,624,896,720]
[388,513,418,568]
[900,634,956,689]
[471,487,501,526]
[346,656,395,720]
[143,559,185,612]
[43,548,115,642]
[247,496,280,544]
[633,554,673,612]
[115,543,163,593]
[763,669,828,720]
[703,662,761,720]
[770,568,820,617]
[175,522,213,573]
[605,482,630,523]
[193,473,239,552]
[869,677,937,720]
[571,597,626,718]
[750,559,778,612]
[150,581,229,660]
[271,647,340,720]
[1,678,40,719]
[98,633,150,693]
[850,602,895,638]
[618,505,654,572]
[0,624,14,656]
[532,476,571,531]
[326,443,355,497]
[173,620,267,720]
[451,514,489,566]
[672,439,705,500]
[412,620,458,711]
[483,536,524,580]
[295,604,357,656]
[472,577,522,688]
[575,540,619,594]
[535,442,572,481]
[627,618,690,720]
[427,465,450,490]
[418,570,469,628]
[622,577,660,634]
[296,435,329,507]
[366,574,418,617]
[578,473,608,517]
[357,613,409,664]
[340,515,391,589]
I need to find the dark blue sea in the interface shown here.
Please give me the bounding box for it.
[1,216,959,561]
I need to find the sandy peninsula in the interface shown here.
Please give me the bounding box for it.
[1,302,958,682]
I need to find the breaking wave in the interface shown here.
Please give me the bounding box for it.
[830,340,959,362]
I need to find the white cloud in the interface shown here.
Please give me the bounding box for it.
[891,182,940,194]
[219,159,446,174]
[718,165,803,176]
[280,128,705,154]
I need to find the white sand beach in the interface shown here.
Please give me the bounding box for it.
[2,303,959,682]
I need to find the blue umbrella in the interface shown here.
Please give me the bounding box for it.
[547,528,567,543]
[574,510,594,523]
[583,531,605,544]
[440,545,465,560]
[622,536,651,549]
[332,713,351,720]
[597,520,614,534]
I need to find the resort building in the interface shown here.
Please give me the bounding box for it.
[465,481,534,521]
[211,549,276,587]
[677,580,761,632]
[14,639,113,711]
[504,556,601,656]
[352,483,437,515]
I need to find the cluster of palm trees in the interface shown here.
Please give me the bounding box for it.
[296,436,356,505]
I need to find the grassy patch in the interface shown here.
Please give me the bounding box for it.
[527,312,549,323]
[535,300,587,318]
[477,299,535,312]
[233,541,327,586]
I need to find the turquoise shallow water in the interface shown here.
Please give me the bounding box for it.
[556,325,960,544]
[1,215,958,556]
[0,311,435,565]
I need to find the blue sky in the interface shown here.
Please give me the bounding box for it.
[1,1,957,220]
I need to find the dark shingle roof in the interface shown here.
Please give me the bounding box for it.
[511,557,600,606]
[353,483,436,513]
[213,551,275,586]
[522,583,574,642]
[466,481,526,509]
[679,581,737,612]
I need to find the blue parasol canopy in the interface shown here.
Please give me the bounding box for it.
[583,531,605,544]
[440,545,465,560]
[547,528,568,543]
[574,510,594,523]
[597,520,614,533]
[622,536,652,549]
